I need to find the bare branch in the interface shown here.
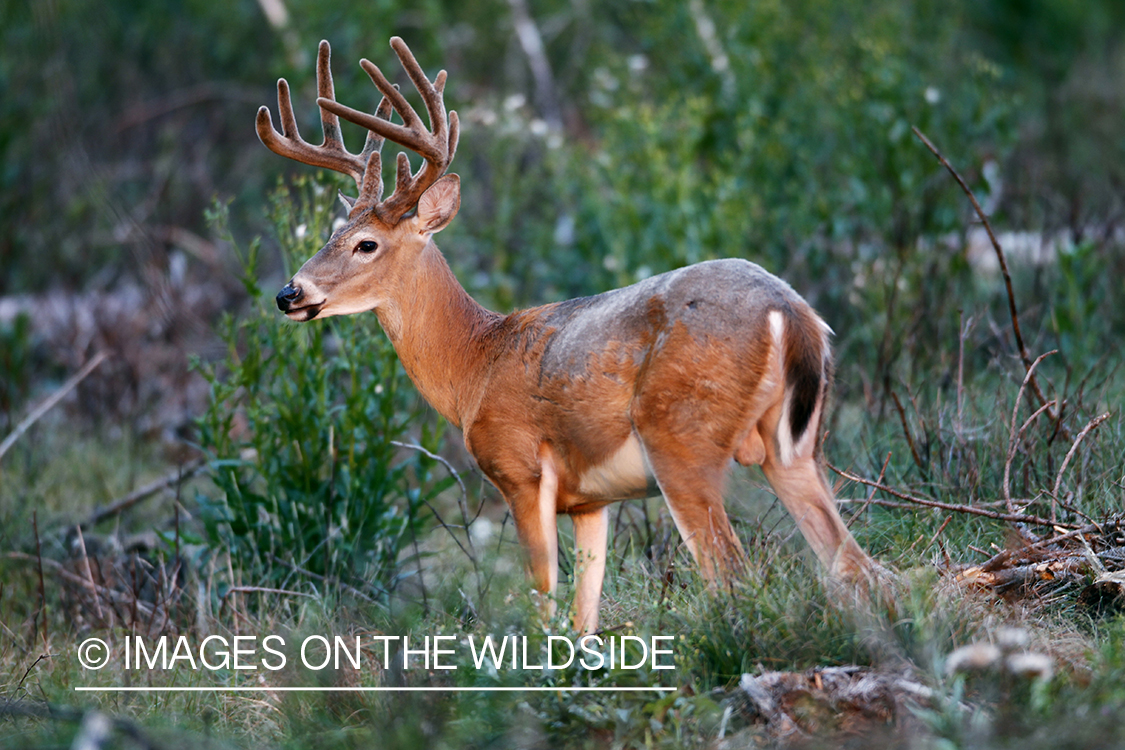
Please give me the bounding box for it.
[507,0,563,131]
[829,463,1071,529]
[846,452,891,529]
[1051,412,1111,521]
[0,351,109,462]
[1003,351,1057,512]
[82,458,206,528]
[912,127,1058,425]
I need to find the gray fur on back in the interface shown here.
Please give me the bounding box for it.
[536,259,803,379]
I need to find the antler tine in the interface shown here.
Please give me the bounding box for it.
[315,37,458,222]
[447,109,460,169]
[320,61,441,162]
[353,94,396,213]
[360,94,395,163]
[256,40,373,191]
[315,40,347,155]
[388,37,447,142]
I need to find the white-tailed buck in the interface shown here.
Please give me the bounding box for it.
[259,38,873,633]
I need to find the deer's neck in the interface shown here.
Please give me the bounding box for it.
[374,242,501,429]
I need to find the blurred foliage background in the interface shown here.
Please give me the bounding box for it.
[2,3,1124,747]
[2,0,1122,412]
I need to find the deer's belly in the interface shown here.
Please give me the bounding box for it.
[576,434,659,501]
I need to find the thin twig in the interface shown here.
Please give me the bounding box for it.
[0,351,109,462]
[1003,351,1057,512]
[925,515,953,554]
[829,463,1070,529]
[32,512,48,653]
[268,554,382,603]
[891,392,925,473]
[912,128,1058,425]
[1051,412,1111,522]
[81,458,206,528]
[222,586,316,599]
[74,526,105,623]
[17,653,52,693]
[391,440,475,555]
[1004,401,1057,513]
[846,452,891,528]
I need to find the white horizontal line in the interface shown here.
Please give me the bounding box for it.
[74,686,675,693]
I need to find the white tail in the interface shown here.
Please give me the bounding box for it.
[259,38,874,633]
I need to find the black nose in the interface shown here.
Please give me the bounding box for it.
[276,283,302,312]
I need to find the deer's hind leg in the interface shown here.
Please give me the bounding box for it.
[630,408,749,584]
[629,327,780,583]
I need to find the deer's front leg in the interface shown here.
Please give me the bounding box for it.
[571,507,609,634]
[497,449,560,622]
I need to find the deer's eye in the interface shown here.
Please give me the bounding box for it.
[356,240,378,254]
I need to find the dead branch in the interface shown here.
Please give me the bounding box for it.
[3,552,157,620]
[222,586,316,599]
[1004,398,1056,513]
[911,128,1058,427]
[846,452,891,529]
[0,351,109,462]
[828,463,1071,529]
[976,519,1125,578]
[1051,412,1111,521]
[958,557,1088,591]
[891,391,925,473]
[82,458,206,528]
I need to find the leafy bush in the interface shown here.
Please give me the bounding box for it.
[194,179,450,595]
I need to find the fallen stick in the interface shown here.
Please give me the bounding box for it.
[82,458,206,528]
[828,463,1071,529]
[221,586,316,599]
[978,520,1125,572]
[0,351,109,462]
[3,552,156,619]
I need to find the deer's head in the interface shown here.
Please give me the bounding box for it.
[257,38,460,321]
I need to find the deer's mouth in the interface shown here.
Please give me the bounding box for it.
[284,301,325,321]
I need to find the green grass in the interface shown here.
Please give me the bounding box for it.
[2,370,1123,749]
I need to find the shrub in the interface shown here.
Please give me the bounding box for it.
[194,178,450,597]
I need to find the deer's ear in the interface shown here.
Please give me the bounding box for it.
[338,191,357,213]
[416,174,460,234]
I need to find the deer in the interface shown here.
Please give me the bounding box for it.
[257,37,875,634]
